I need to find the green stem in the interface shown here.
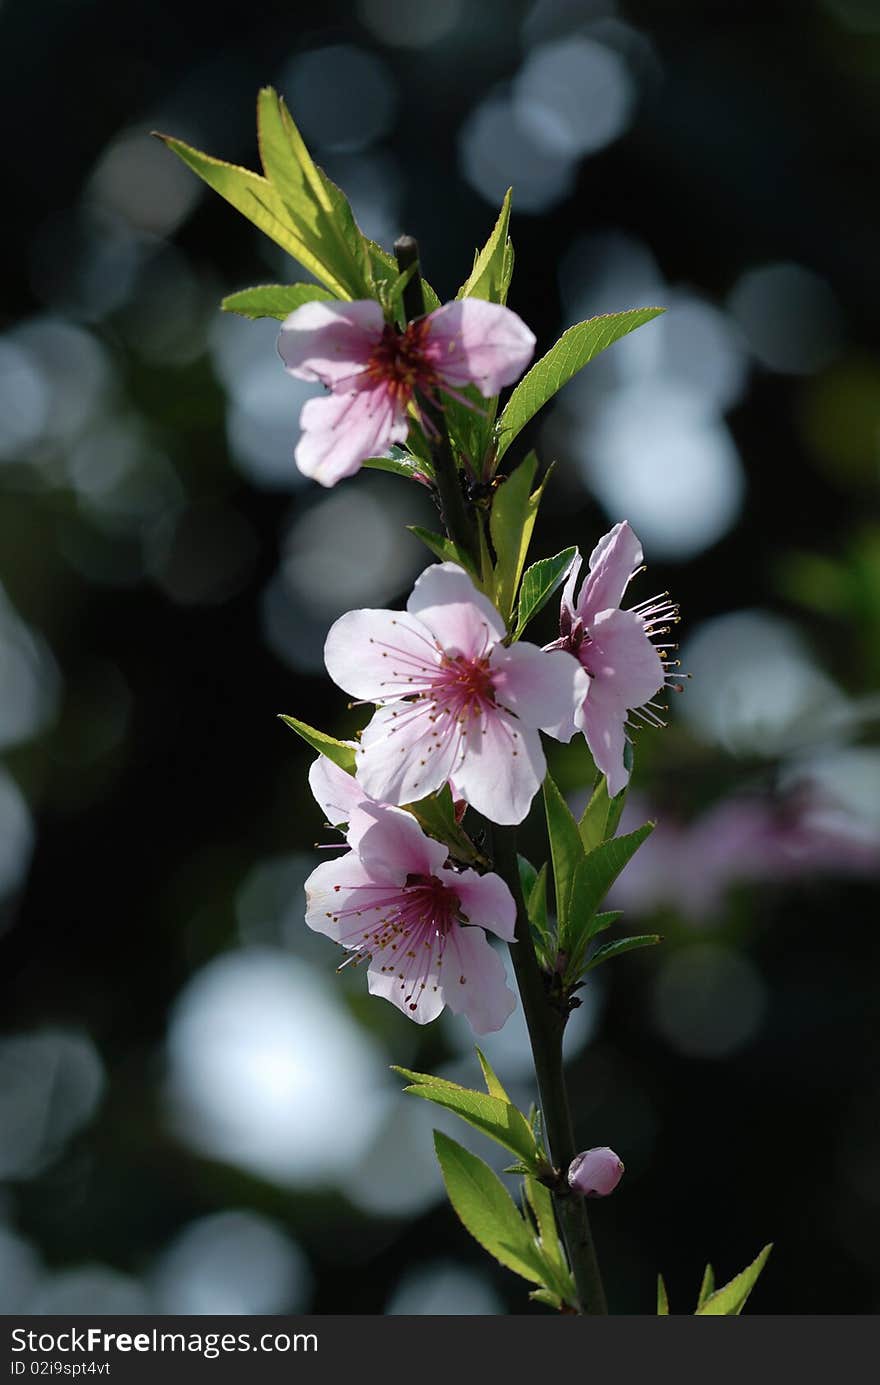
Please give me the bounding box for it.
[489,824,608,1316]
[394,236,480,570]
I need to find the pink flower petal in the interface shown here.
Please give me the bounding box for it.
[441,925,517,1034]
[304,850,397,946]
[355,702,463,807]
[424,300,536,398]
[489,642,589,739]
[366,945,448,1026]
[277,299,383,386]
[451,713,547,825]
[588,608,666,712]
[406,563,506,657]
[578,521,643,622]
[295,385,407,487]
[579,609,664,796]
[353,803,449,881]
[559,550,584,626]
[438,866,516,942]
[324,607,440,702]
[308,754,363,827]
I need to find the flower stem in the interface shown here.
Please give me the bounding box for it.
[488,823,609,1316]
[394,236,480,570]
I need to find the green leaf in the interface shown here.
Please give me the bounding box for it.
[395,1069,537,1166]
[457,189,513,305]
[220,282,334,321]
[657,1274,670,1315]
[490,453,551,621]
[475,1047,510,1102]
[408,525,478,578]
[695,1245,773,1316]
[362,447,430,481]
[517,854,537,901]
[579,776,611,852]
[568,824,655,943]
[584,934,661,973]
[526,863,553,967]
[496,309,666,461]
[529,1287,563,1310]
[542,775,585,948]
[433,1132,548,1285]
[514,547,578,639]
[278,715,356,772]
[256,88,370,300]
[697,1263,715,1310]
[156,133,350,297]
[590,910,623,935]
[404,784,485,866]
[523,1179,578,1307]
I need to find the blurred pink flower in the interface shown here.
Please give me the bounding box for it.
[609,787,880,922]
[545,521,680,796]
[278,298,536,486]
[304,796,517,1032]
[324,563,589,825]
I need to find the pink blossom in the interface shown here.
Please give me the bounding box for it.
[304,793,517,1032]
[545,521,680,797]
[277,298,536,486]
[324,564,590,825]
[567,1147,625,1198]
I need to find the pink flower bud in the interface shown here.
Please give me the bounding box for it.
[567,1147,625,1198]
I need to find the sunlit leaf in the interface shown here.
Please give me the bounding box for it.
[490,453,552,621]
[396,1068,537,1165]
[495,309,666,460]
[408,525,478,577]
[434,1132,548,1285]
[657,1274,670,1315]
[404,783,485,865]
[457,189,513,304]
[514,547,577,639]
[697,1263,716,1309]
[695,1245,773,1316]
[278,715,356,772]
[221,282,334,320]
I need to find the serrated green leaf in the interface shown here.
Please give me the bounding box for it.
[579,776,611,852]
[490,453,550,621]
[404,784,485,866]
[584,933,661,973]
[657,1274,670,1315]
[518,854,538,901]
[475,1047,509,1102]
[362,447,430,481]
[522,1179,578,1308]
[496,308,666,460]
[221,282,334,321]
[457,189,513,304]
[395,1069,537,1165]
[697,1263,715,1309]
[278,715,356,772]
[590,910,623,935]
[695,1245,773,1316]
[524,1178,567,1278]
[543,776,585,948]
[529,1287,562,1309]
[433,1132,548,1285]
[514,547,578,639]
[156,134,350,297]
[568,824,654,943]
[526,863,553,966]
[408,525,479,578]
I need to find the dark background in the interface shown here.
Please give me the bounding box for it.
[0,0,878,1314]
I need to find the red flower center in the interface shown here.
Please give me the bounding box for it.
[366,320,435,403]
